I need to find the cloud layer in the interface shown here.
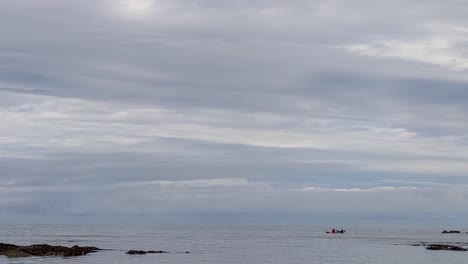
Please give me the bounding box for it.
[1,0,468,221]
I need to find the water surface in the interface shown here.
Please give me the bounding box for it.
[1,224,467,264]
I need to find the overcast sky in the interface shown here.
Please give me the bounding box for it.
[1,0,468,223]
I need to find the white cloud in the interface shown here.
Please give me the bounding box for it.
[294,186,419,192]
[112,177,272,191]
[343,24,468,71]
[2,91,468,175]
[3,179,468,218]
[110,0,155,19]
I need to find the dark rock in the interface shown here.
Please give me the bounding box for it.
[0,243,18,252]
[147,250,169,253]
[126,250,170,255]
[0,243,100,258]
[426,244,467,251]
[126,250,148,255]
[442,230,461,234]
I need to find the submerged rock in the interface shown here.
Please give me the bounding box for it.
[126,250,170,255]
[426,244,467,251]
[0,243,100,258]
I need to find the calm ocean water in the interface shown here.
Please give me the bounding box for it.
[1,223,467,264]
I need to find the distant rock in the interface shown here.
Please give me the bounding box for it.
[126,250,170,255]
[0,243,100,258]
[442,230,461,234]
[426,244,467,251]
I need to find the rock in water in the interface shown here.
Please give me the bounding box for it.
[0,243,100,258]
[126,250,148,255]
[426,244,467,251]
[126,250,170,254]
[442,230,461,234]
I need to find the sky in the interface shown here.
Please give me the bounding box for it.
[1,0,468,223]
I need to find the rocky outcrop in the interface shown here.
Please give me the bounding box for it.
[0,243,100,258]
[426,244,467,251]
[126,250,170,255]
[442,230,461,234]
[399,242,468,252]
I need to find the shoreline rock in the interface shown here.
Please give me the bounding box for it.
[0,243,101,258]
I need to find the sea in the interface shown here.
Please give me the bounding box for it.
[1,223,467,264]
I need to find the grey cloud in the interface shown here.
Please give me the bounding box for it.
[1,0,468,221]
